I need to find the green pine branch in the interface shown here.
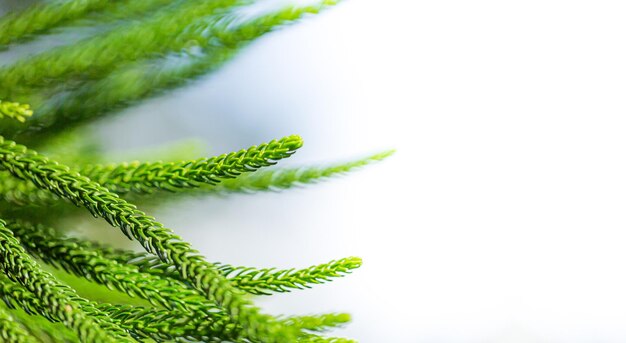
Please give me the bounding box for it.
[78,238,363,296]
[77,0,182,25]
[211,150,396,194]
[0,0,113,47]
[7,220,210,312]
[9,0,342,141]
[298,333,357,343]
[281,313,352,333]
[2,270,347,342]
[100,305,350,342]
[0,135,302,205]
[217,257,363,295]
[1,274,158,341]
[97,304,241,342]
[0,150,392,228]
[0,0,247,94]
[81,135,303,194]
[0,220,133,342]
[8,218,362,299]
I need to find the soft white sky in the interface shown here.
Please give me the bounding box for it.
[5,0,626,341]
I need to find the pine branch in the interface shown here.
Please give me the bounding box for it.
[217,257,362,295]
[0,149,391,235]
[83,240,362,296]
[204,150,396,194]
[0,100,32,123]
[0,306,36,343]
[1,276,80,342]
[54,0,191,32]
[19,44,237,139]
[78,0,181,24]
[0,135,302,207]
[0,0,113,47]
[117,150,395,215]
[0,0,248,95]
[98,304,241,342]
[281,313,351,333]
[2,273,219,342]
[0,220,133,342]
[0,136,295,342]
[6,218,257,341]
[100,304,350,342]
[3,218,360,340]
[4,277,344,343]
[7,218,360,328]
[0,279,67,343]
[13,0,342,141]
[0,277,42,321]
[81,135,303,194]
[108,250,362,296]
[216,0,342,47]
[298,333,357,343]
[7,220,207,309]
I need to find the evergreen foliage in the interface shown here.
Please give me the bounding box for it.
[0,306,37,343]
[0,100,32,123]
[0,0,393,341]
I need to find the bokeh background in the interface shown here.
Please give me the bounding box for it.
[3,0,626,342]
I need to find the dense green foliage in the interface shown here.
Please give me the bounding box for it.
[0,0,392,341]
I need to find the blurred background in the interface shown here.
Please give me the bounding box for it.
[3,0,626,342]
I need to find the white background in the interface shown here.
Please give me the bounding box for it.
[5,0,626,342]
